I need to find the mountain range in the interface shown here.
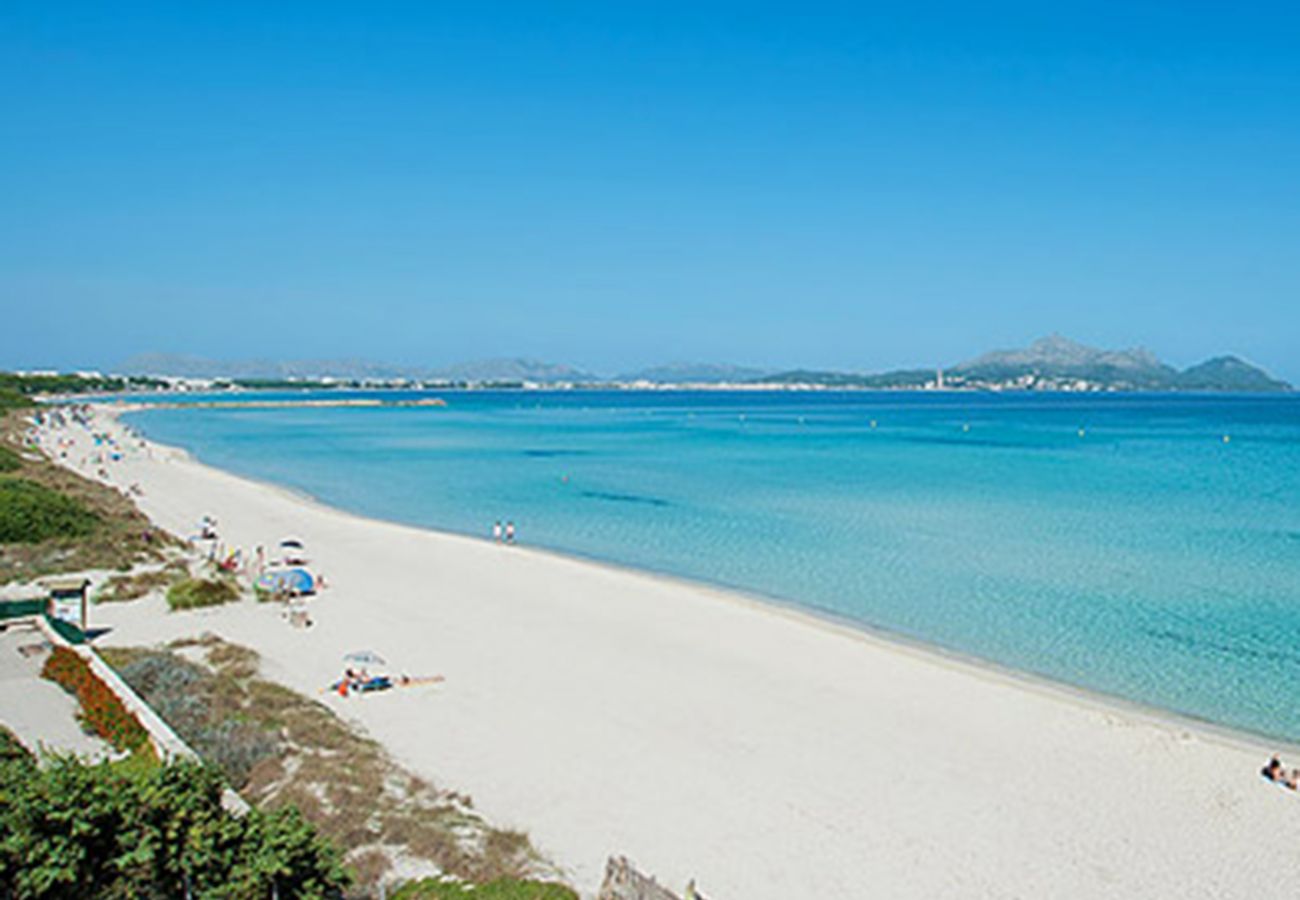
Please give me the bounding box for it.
[759,335,1290,392]
[118,336,1290,391]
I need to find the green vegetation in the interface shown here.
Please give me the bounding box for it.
[0,754,349,898]
[0,371,166,397]
[0,445,21,472]
[0,478,99,543]
[166,575,241,610]
[41,646,150,752]
[95,560,189,603]
[102,646,276,788]
[392,879,579,899]
[0,725,31,764]
[104,639,562,894]
[1,411,178,584]
[0,388,33,412]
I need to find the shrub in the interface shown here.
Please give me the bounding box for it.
[166,576,239,610]
[0,478,99,543]
[0,444,21,472]
[392,879,579,899]
[114,650,277,788]
[0,756,350,897]
[41,646,149,752]
[0,388,33,412]
[0,725,32,765]
[95,561,187,603]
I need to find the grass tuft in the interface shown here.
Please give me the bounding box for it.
[166,576,240,610]
[391,878,579,899]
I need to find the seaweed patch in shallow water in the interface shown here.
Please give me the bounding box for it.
[579,490,670,508]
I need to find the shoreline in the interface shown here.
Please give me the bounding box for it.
[115,404,1293,756]
[34,401,1300,897]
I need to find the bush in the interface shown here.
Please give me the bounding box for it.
[0,387,33,411]
[41,646,149,752]
[95,562,188,603]
[167,576,240,610]
[0,756,350,898]
[0,725,32,765]
[392,879,579,899]
[0,478,99,543]
[0,444,21,472]
[114,650,277,788]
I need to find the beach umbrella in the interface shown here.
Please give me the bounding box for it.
[278,538,309,564]
[256,567,316,596]
[343,650,386,665]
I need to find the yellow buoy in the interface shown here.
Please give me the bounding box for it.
[1223,434,1231,444]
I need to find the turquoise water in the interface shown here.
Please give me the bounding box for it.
[126,391,1300,739]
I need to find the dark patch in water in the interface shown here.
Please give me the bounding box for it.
[580,490,670,508]
[898,435,1040,450]
[523,448,586,458]
[1142,627,1300,667]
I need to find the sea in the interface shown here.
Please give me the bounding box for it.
[124,390,1300,740]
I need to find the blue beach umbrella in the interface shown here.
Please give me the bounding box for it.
[257,567,316,595]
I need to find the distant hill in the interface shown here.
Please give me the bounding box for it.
[118,354,426,381]
[756,336,1290,392]
[950,334,1180,390]
[118,354,597,384]
[754,368,934,388]
[116,338,1290,392]
[425,358,598,384]
[618,362,771,384]
[1176,355,1291,392]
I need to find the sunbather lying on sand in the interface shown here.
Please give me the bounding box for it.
[1261,756,1298,789]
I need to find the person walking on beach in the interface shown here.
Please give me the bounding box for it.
[505,521,516,545]
[492,521,503,543]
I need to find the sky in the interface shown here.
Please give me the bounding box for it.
[1,2,1297,379]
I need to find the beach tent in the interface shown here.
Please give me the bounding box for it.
[257,567,315,596]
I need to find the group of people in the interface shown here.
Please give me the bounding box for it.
[1262,756,1299,790]
[335,667,412,697]
[491,520,517,544]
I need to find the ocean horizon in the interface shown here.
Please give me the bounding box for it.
[124,389,1300,741]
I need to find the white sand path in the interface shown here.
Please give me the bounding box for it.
[0,627,113,761]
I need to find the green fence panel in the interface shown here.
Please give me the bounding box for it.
[43,613,86,645]
[0,599,44,621]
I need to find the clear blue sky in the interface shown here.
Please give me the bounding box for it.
[2,2,1297,378]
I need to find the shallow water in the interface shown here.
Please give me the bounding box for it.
[126,390,1300,739]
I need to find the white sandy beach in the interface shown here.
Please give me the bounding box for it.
[32,404,1300,898]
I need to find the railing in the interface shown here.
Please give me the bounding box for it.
[0,599,45,620]
[42,613,87,645]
